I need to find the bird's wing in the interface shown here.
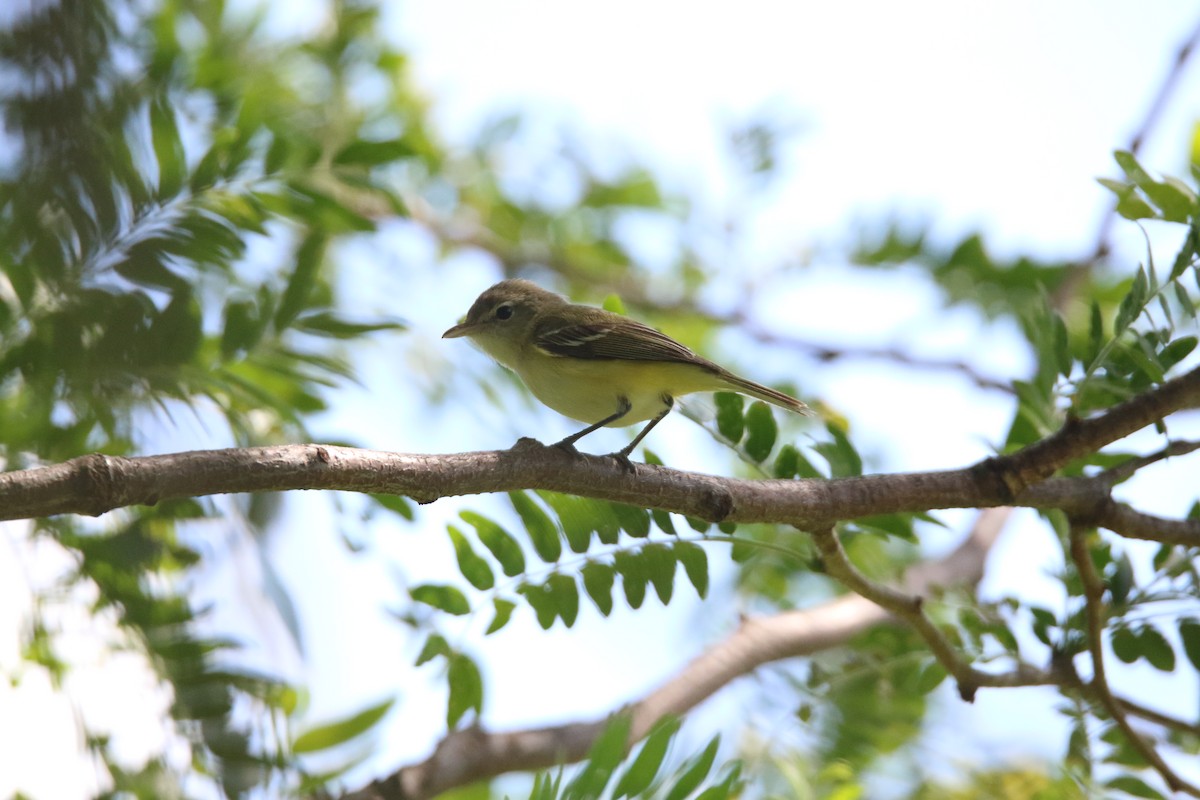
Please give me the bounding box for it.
[534,316,707,364]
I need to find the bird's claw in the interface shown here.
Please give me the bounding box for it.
[609,451,638,473]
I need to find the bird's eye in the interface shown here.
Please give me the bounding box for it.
[495,304,514,321]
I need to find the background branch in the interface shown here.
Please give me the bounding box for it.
[1070,522,1200,797]
[348,509,1040,800]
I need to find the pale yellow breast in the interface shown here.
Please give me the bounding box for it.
[516,355,724,426]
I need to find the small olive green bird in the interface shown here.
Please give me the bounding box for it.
[443,279,810,466]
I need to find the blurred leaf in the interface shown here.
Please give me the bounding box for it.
[609,502,651,538]
[549,573,580,627]
[486,598,516,635]
[814,423,862,477]
[293,312,406,338]
[333,137,415,167]
[274,231,326,331]
[1137,624,1176,672]
[539,492,594,553]
[613,717,680,798]
[369,493,414,521]
[675,541,709,599]
[1178,618,1200,671]
[447,526,495,591]
[743,401,777,462]
[643,544,677,604]
[446,653,483,727]
[614,550,648,609]
[567,715,632,798]
[664,736,720,800]
[292,698,394,754]
[150,96,185,197]
[411,584,470,616]
[462,511,526,577]
[510,492,562,562]
[581,562,615,616]
[583,169,661,208]
[714,392,745,442]
[1106,774,1166,799]
[518,581,559,630]
[415,634,450,666]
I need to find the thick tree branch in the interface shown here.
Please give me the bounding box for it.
[0,366,1197,526]
[346,509,1045,800]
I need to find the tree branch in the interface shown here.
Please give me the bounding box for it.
[346,509,1044,800]
[1069,522,1200,798]
[1,366,1196,528]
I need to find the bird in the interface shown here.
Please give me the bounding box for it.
[443,279,810,467]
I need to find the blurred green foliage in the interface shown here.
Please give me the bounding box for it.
[2,1,1199,799]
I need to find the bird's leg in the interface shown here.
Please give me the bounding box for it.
[553,397,633,455]
[610,395,674,471]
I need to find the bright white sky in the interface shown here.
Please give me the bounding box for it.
[3,1,1200,798]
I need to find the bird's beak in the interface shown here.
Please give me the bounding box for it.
[442,321,474,339]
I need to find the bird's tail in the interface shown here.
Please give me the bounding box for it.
[720,371,813,416]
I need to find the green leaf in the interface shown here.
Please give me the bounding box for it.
[602,293,627,314]
[675,542,709,599]
[814,423,862,477]
[548,573,580,627]
[446,653,483,727]
[510,492,562,562]
[1173,282,1197,319]
[1053,311,1071,378]
[1115,267,1149,335]
[1137,624,1176,671]
[1115,150,1196,223]
[651,508,677,535]
[773,444,800,478]
[293,312,406,338]
[1108,550,1134,605]
[581,562,615,616]
[292,697,394,754]
[743,401,778,462]
[415,633,450,666]
[333,137,416,167]
[614,550,648,609]
[583,169,662,208]
[714,392,745,442]
[148,290,202,365]
[274,231,326,331]
[461,511,526,577]
[567,715,632,798]
[695,762,743,800]
[486,598,516,635]
[447,526,495,591]
[664,736,720,800]
[1158,336,1197,372]
[369,493,414,520]
[613,717,680,798]
[1105,774,1166,799]
[151,96,185,197]
[220,298,263,358]
[643,544,677,605]
[517,582,558,630]
[1178,618,1200,671]
[539,492,593,553]
[1087,300,1105,368]
[411,584,470,616]
[610,502,651,538]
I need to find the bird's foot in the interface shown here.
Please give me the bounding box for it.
[607,450,638,474]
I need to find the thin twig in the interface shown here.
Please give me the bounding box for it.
[1098,439,1200,486]
[1069,522,1200,797]
[1116,694,1200,738]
